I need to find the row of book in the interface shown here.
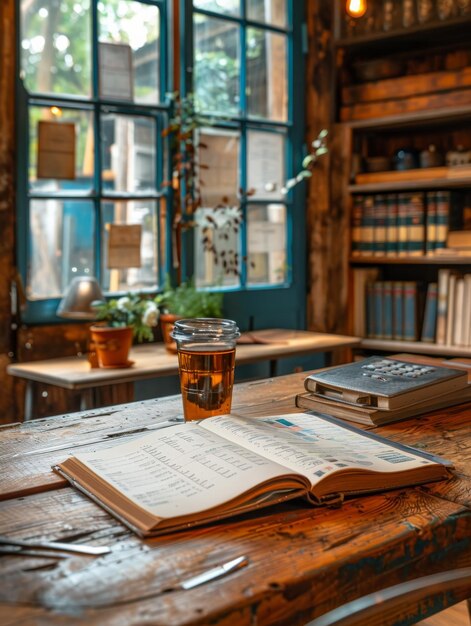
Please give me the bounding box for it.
[351,191,454,257]
[353,268,471,346]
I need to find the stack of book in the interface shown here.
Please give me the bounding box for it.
[351,190,468,258]
[296,356,471,426]
[435,270,471,347]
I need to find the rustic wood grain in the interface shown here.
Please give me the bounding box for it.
[0,485,469,626]
[341,87,471,122]
[0,372,308,499]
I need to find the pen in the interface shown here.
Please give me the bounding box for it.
[180,556,249,590]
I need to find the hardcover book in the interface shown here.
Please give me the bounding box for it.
[54,412,452,537]
[303,357,468,411]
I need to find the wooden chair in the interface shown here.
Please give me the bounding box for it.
[306,568,471,626]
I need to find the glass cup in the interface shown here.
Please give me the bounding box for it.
[171,318,240,421]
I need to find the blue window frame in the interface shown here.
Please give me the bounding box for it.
[17,0,306,331]
[17,0,172,323]
[181,0,307,330]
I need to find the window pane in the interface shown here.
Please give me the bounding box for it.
[98,0,160,104]
[247,203,286,285]
[198,128,240,208]
[194,15,239,116]
[247,28,287,121]
[247,0,287,27]
[101,114,156,193]
[193,0,240,17]
[101,200,159,292]
[28,199,95,299]
[194,207,240,288]
[29,106,94,194]
[247,130,285,200]
[20,0,91,97]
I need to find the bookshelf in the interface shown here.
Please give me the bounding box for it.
[334,0,471,358]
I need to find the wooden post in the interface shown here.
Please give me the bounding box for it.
[0,0,18,423]
[305,0,350,341]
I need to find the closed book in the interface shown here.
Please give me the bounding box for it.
[361,196,375,256]
[464,274,471,347]
[425,191,437,255]
[453,278,465,347]
[402,281,419,341]
[373,194,387,256]
[373,281,384,339]
[385,193,398,257]
[392,281,404,340]
[420,282,438,343]
[445,273,457,346]
[397,193,409,257]
[351,195,363,257]
[382,281,393,339]
[436,269,451,345]
[352,268,380,337]
[366,282,376,338]
[435,191,450,251]
[447,230,471,249]
[303,356,469,411]
[296,384,471,427]
[406,193,425,256]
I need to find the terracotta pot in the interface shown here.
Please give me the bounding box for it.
[90,325,133,367]
[159,313,181,354]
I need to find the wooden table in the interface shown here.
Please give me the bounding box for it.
[6,329,359,420]
[0,362,470,625]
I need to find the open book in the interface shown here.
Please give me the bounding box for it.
[54,412,452,537]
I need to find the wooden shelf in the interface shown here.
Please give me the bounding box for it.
[359,338,471,358]
[335,16,471,53]
[350,178,471,194]
[346,104,471,130]
[350,166,471,193]
[350,255,471,265]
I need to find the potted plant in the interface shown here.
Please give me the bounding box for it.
[155,277,223,353]
[90,295,159,367]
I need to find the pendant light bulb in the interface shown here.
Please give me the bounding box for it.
[346,0,367,18]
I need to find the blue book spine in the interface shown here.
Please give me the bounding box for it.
[397,193,408,257]
[407,193,425,256]
[366,282,376,338]
[421,282,438,343]
[403,281,418,341]
[362,196,375,257]
[425,191,437,255]
[435,191,450,251]
[373,281,384,339]
[382,281,393,339]
[392,281,404,340]
[351,195,363,257]
[374,194,387,257]
[386,194,398,257]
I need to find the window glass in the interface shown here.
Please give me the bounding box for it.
[20,0,92,96]
[194,207,240,288]
[98,0,160,104]
[247,28,287,121]
[193,0,240,16]
[29,105,94,194]
[28,199,95,299]
[198,128,240,208]
[247,0,286,27]
[101,200,159,292]
[101,113,157,193]
[247,129,285,200]
[247,203,286,285]
[194,14,240,116]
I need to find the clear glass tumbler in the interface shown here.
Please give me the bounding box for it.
[171,318,240,421]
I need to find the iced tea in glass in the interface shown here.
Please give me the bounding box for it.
[171,319,240,421]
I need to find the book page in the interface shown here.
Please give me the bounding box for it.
[71,423,301,519]
[201,413,439,487]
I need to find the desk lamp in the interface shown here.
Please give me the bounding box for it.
[57,276,104,366]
